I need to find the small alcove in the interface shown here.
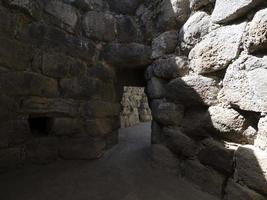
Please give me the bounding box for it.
[28,116,53,137]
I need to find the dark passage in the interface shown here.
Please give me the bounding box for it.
[28,117,53,137]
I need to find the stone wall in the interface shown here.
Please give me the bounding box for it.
[0,0,152,170]
[0,0,267,199]
[120,87,151,128]
[147,0,267,199]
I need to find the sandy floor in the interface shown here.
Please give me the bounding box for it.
[0,122,218,200]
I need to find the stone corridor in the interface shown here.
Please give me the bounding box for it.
[0,122,216,200]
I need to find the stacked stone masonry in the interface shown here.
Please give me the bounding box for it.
[120,87,152,128]
[0,0,267,199]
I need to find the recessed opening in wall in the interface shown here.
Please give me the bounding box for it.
[28,116,53,137]
[120,86,152,128]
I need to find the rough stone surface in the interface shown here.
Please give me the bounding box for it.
[182,160,225,197]
[235,145,267,195]
[224,179,266,200]
[211,0,264,24]
[146,77,167,99]
[151,31,178,59]
[179,11,211,54]
[167,75,220,106]
[83,11,116,42]
[152,56,189,79]
[189,22,247,74]
[221,54,267,112]
[245,8,267,53]
[255,116,267,152]
[189,0,214,11]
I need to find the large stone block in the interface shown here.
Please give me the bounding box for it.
[179,11,211,54]
[152,56,189,79]
[83,11,116,42]
[26,137,58,164]
[224,179,266,200]
[3,0,40,18]
[189,22,247,74]
[21,97,81,117]
[101,43,152,68]
[156,0,190,31]
[107,0,142,14]
[151,144,180,170]
[189,0,213,11]
[117,15,138,43]
[60,76,115,101]
[0,38,34,71]
[208,106,248,143]
[45,0,78,31]
[211,0,264,24]
[70,0,104,11]
[245,8,267,53]
[51,118,84,136]
[0,95,19,120]
[59,137,106,160]
[87,63,116,81]
[255,116,267,152]
[81,100,121,118]
[0,147,23,172]
[163,127,197,158]
[167,75,220,106]
[198,139,234,174]
[151,100,184,126]
[0,72,58,97]
[151,31,178,59]
[221,55,267,112]
[38,52,87,78]
[0,120,30,148]
[146,77,167,99]
[181,160,225,197]
[235,145,267,195]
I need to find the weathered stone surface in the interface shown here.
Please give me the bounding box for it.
[189,22,246,74]
[221,55,267,112]
[59,137,106,160]
[208,106,248,142]
[85,118,120,137]
[3,0,40,17]
[182,160,225,197]
[235,145,267,195]
[255,116,267,152]
[51,118,83,136]
[26,137,58,164]
[38,52,87,78]
[245,8,267,53]
[151,31,178,59]
[87,63,116,81]
[151,144,180,170]
[152,56,189,79]
[107,0,142,14]
[224,179,266,200]
[70,0,104,11]
[101,43,152,68]
[189,0,213,11]
[83,11,116,42]
[0,120,30,148]
[179,11,211,54]
[0,38,33,71]
[167,75,220,106]
[198,139,234,174]
[117,15,138,43]
[45,0,78,30]
[0,72,58,97]
[211,0,264,24]
[21,97,80,117]
[0,147,23,172]
[151,100,184,126]
[163,127,197,158]
[151,120,162,144]
[156,0,190,31]
[0,95,19,120]
[181,107,210,137]
[60,76,115,101]
[82,100,121,118]
[146,77,167,99]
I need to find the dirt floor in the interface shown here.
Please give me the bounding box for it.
[0,122,218,200]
